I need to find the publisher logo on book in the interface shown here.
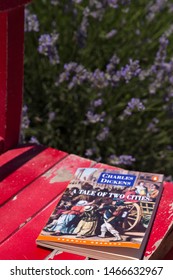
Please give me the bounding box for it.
[97,172,136,187]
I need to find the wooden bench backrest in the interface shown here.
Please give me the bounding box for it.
[0,0,31,153]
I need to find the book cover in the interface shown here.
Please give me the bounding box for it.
[36,168,164,260]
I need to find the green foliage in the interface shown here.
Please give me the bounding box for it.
[23,0,173,178]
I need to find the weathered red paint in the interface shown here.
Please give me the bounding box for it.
[0,145,67,205]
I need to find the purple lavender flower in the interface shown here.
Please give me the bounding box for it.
[169,76,173,85]
[117,155,136,165]
[139,69,151,81]
[127,97,145,111]
[120,59,141,83]
[107,0,118,9]
[25,9,39,32]
[64,62,78,72]
[90,10,105,20]
[137,23,173,98]
[38,33,60,65]
[107,0,131,9]
[50,0,60,5]
[73,0,83,3]
[90,69,109,88]
[105,29,117,39]
[48,112,56,122]
[56,72,70,85]
[75,0,123,47]
[29,136,40,145]
[86,111,106,123]
[168,3,173,13]
[88,1,105,21]
[20,105,32,143]
[106,54,120,75]
[21,105,30,130]
[85,149,94,157]
[155,36,169,65]
[109,154,136,166]
[96,127,109,141]
[122,98,145,117]
[94,156,102,162]
[75,7,89,48]
[56,62,91,88]
[135,29,141,36]
[146,0,168,22]
[147,118,159,133]
[107,59,141,86]
[167,91,173,100]
[93,98,103,107]
[56,57,141,90]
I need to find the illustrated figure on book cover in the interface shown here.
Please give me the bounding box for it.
[38,168,163,251]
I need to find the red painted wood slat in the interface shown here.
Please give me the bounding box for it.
[0,145,38,165]
[0,145,67,205]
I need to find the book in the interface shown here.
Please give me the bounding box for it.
[36,167,164,260]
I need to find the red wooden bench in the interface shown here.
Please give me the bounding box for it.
[0,0,173,260]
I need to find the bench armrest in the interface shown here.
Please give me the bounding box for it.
[0,0,31,11]
[0,0,32,153]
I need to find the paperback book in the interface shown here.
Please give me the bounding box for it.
[36,167,164,260]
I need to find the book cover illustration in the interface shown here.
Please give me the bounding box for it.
[37,168,163,251]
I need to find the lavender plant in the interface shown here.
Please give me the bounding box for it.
[23,0,173,178]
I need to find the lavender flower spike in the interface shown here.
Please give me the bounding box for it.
[38,33,60,65]
[122,98,145,117]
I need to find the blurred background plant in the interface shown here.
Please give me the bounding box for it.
[22,0,173,179]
